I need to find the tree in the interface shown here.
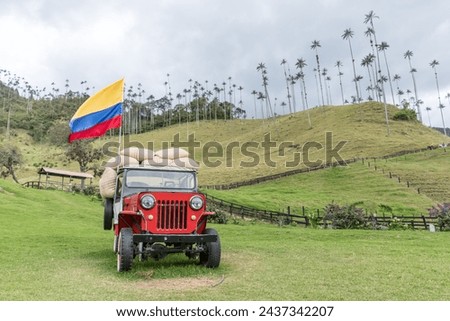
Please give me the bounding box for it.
[364,10,390,136]
[295,58,312,128]
[404,50,422,122]
[378,41,395,105]
[256,63,273,118]
[430,59,447,136]
[311,40,325,106]
[335,60,345,105]
[361,54,376,99]
[0,144,23,183]
[341,28,360,102]
[425,107,432,127]
[280,59,292,114]
[65,140,102,172]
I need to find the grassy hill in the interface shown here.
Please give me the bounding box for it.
[93,102,448,186]
[3,101,447,185]
[204,152,444,216]
[1,179,449,301]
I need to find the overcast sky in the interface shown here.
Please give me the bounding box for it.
[1,0,450,128]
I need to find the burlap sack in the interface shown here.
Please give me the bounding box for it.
[99,167,117,198]
[104,155,139,168]
[154,148,189,160]
[141,155,170,166]
[168,157,199,169]
[120,147,153,162]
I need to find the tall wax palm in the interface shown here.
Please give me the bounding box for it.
[335,60,345,105]
[251,90,258,118]
[289,74,297,113]
[378,41,395,105]
[321,68,330,105]
[295,58,312,128]
[361,54,376,100]
[341,28,360,102]
[393,74,401,105]
[430,59,447,136]
[364,10,390,136]
[281,59,292,113]
[364,27,380,101]
[325,76,332,105]
[257,91,266,119]
[404,50,422,122]
[311,40,325,106]
[256,62,273,118]
[425,107,432,127]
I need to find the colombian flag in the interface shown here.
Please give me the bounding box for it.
[68,78,124,143]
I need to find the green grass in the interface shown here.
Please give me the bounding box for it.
[1,180,449,301]
[373,148,450,202]
[204,160,437,216]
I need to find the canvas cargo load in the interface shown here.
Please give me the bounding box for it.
[99,167,117,198]
[104,155,139,168]
[120,147,153,162]
[154,148,190,160]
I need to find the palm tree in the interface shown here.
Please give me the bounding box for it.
[295,58,312,128]
[311,40,325,106]
[378,41,395,105]
[404,50,422,122]
[289,74,297,113]
[281,59,292,113]
[430,59,446,136]
[425,107,432,127]
[257,91,265,119]
[256,63,273,118]
[365,10,390,136]
[361,54,376,100]
[251,90,258,118]
[341,28,360,102]
[335,61,345,105]
[393,74,401,105]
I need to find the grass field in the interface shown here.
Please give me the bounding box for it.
[203,158,439,216]
[1,180,449,301]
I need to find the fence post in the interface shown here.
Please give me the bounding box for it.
[229,204,233,216]
[421,215,428,230]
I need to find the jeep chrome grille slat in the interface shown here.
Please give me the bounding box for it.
[157,200,188,230]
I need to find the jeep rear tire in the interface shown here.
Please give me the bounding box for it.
[103,198,113,230]
[117,228,134,272]
[199,228,221,268]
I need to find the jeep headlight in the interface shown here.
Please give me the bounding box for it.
[140,194,156,209]
[189,195,203,210]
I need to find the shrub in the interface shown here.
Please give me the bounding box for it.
[208,207,229,224]
[323,203,367,229]
[393,109,417,121]
[429,203,450,231]
[388,217,409,230]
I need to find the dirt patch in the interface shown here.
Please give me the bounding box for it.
[134,275,225,291]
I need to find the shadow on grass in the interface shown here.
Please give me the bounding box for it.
[81,249,226,281]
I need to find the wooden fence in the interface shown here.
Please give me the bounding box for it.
[204,194,440,230]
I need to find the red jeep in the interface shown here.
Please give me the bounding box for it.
[103,165,220,272]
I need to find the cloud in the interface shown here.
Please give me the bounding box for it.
[0,0,449,127]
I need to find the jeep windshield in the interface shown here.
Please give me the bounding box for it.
[122,169,196,196]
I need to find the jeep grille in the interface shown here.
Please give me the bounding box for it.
[156,200,188,230]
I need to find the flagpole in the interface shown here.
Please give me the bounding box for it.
[117,84,125,169]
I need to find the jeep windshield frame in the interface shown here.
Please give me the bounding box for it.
[121,167,197,197]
